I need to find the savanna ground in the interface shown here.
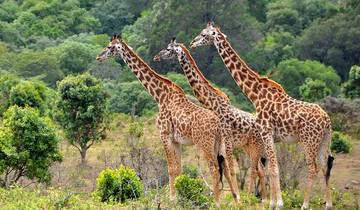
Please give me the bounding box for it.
[0,113,359,209]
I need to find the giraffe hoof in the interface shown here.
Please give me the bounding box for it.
[301,204,309,210]
[325,204,333,210]
[276,200,283,210]
[269,200,276,210]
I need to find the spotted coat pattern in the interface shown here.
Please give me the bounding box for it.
[154,41,266,200]
[97,35,225,205]
[190,23,333,210]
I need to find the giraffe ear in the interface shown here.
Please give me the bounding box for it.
[171,37,176,43]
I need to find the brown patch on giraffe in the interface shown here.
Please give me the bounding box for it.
[121,40,185,95]
[179,44,230,102]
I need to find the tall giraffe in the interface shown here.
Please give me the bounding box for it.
[190,23,334,210]
[96,34,235,206]
[153,38,266,200]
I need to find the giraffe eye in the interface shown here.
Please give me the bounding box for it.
[212,32,216,35]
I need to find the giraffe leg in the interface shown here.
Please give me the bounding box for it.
[223,141,240,202]
[301,155,318,210]
[262,133,283,210]
[161,133,181,201]
[257,159,266,201]
[244,145,258,196]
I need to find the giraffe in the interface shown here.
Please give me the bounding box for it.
[96,34,236,206]
[153,38,267,200]
[190,23,334,210]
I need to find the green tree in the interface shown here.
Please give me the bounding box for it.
[272,58,340,98]
[249,31,295,73]
[107,81,156,116]
[9,80,49,115]
[57,73,108,165]
[295,7,360,80]
[299,78,331,102]
[91,0,151,35]
[342,65,360,99]
[0,73,20,115]
[11,49,64,87]
[0,105,62,187]
[56,41,98,75]
[0,0,20,22]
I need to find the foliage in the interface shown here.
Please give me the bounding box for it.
[9,80,49,115]
[9,49,64,87]
[0,105,62,187]
[91,0,151,35]
[272,58,340,98]
[107,80,156,116]
[342,65,360,99]
[57,73,108,164]
[94,165,144,203]
[0,73,20,115]
[174,174,210,208]
[299,78,331,102]
[331,131,353,153]
[182,165,199,179]
[295,6,360,80]
[56,41,99,75]
[165,72,193,95]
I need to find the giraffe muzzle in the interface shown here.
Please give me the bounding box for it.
[153,55,161,61]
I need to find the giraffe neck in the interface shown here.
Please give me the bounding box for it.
[118,40,185,103]
[213,35,262,106]
[177,44,230,112]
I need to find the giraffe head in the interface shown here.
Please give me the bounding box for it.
[96,34,122,61]
[190,22,223,49]
[153,37,181,61]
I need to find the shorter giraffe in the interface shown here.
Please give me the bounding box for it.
[96,34,237,206]
[154,38,266,200]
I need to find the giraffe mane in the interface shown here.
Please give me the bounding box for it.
[179,44,230,102]
[121,40,185,95]
[214,28,285,93]
[259,77,285,92]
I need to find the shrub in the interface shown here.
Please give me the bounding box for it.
[331,131,353,153]
[174,174,209,208]
[94,165,144,203]
[183,165,199,179]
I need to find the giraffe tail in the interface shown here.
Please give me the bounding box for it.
[323,127,334,186]
[325,155,334,185]
[217,154,224,189]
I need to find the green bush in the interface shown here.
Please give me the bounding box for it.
[94,165,144,203]
[174,174,209,208]
[331,131,353,153]
[183,165,199,179]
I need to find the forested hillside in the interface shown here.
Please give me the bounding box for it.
[0,0,359,209]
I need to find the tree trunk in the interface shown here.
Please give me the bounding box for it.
[80,146,87,166]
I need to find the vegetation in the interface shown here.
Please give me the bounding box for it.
[0,0,359,209]
[331,131,353,154]
[94,165,144,203]
[0,105,62,187]
[174,174,210,208]
[57,73,108,165]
